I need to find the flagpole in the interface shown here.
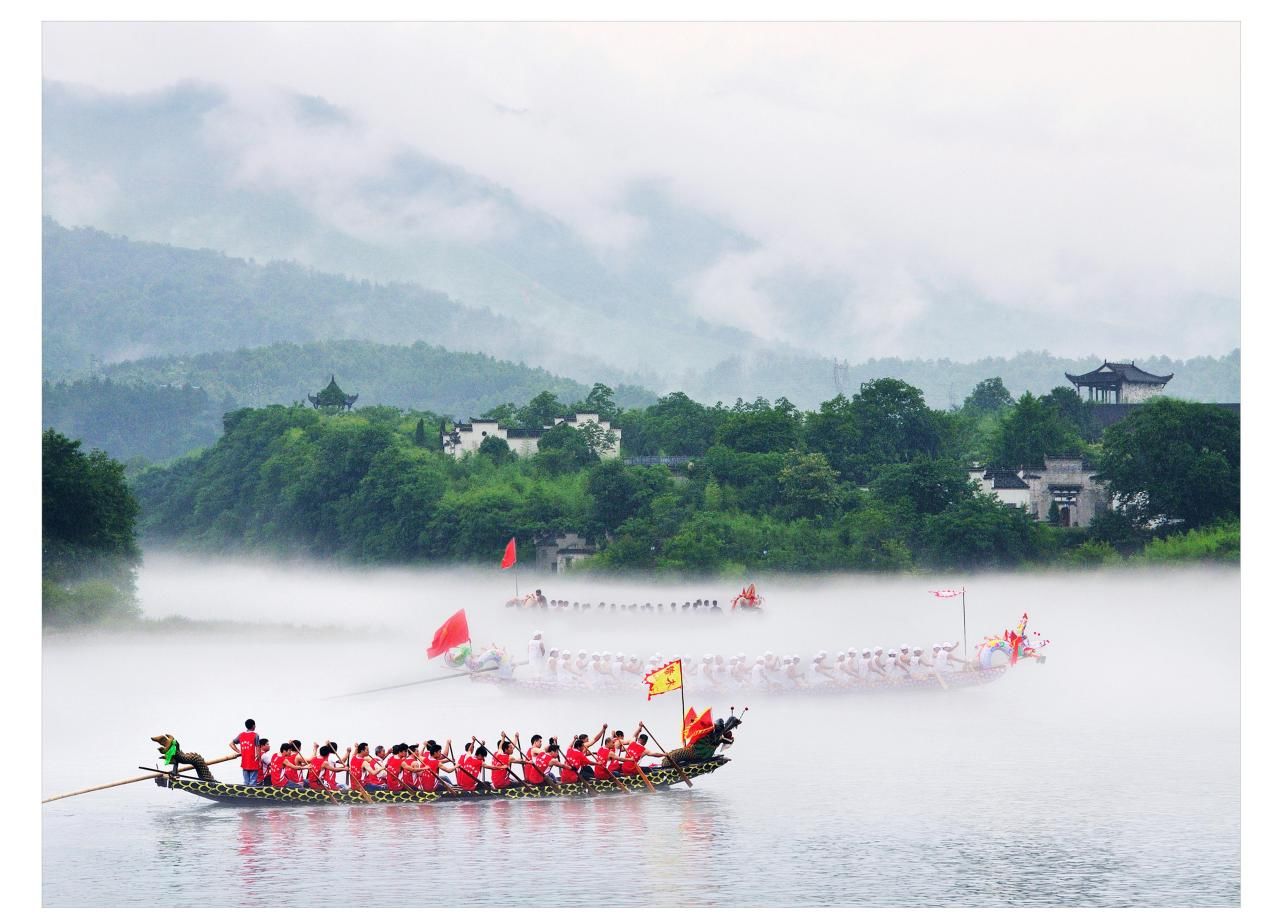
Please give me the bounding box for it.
[680,663,687,745]
[961,587,968,664]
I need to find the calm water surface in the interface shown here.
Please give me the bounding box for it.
[43,560,1240,906]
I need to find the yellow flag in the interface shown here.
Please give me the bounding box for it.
[643,659,683,701]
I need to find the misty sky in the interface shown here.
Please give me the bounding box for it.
[41,21,1240,361]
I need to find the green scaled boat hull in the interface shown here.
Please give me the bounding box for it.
[154,757,729,806]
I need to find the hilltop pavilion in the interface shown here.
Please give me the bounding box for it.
[307,376,358,412]
[1064,361,1173,404]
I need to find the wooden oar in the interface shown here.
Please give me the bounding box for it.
[638,722,692,787]
[611,735,657,793]
[135,766,217,781]
[474,737,525,790]
[345,746,374,803]
[326,661,529,700]
[43,753,238,803]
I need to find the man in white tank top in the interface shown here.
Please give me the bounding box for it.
[527,631,546,678]
[857,649,873,682]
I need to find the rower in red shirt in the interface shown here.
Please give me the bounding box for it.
[613,723,668,775]
[417,740,456,792]
[455,740,486,790]
[230,718,261,786]
[562,739,591,783]
[593,737,618,780]
[513,733,556,786]
[488,739,516,789]
[383,745,407,791]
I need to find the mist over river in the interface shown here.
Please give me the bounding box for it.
[43,555,1240,906]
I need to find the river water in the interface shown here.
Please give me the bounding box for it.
[42,556,1240,906]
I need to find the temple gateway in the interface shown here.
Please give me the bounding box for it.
[1064,360,1172,404]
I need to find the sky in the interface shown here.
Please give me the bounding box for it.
[41,21,1240,361]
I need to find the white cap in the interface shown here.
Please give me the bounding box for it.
[729,656,738,663]
[887,650,897,657]
[578,651,587,657]
[630,655,640,663]
[792,655,801,663]
[900,644,909,651]
[836,652,846,660]
[782,655,793,663]
[615,653,625,660]
[532,631,543,639]
[847,647,857,655]
[814,651,827,660]
[562,650,571,658]
[932,642,942,650]
[874,645,883,653]
[549,648,559,656]
[603,652,612,659]
[738,653,746,660]
[862,649,871,656]
[913,647,923,653]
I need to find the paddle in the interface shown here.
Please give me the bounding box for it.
[42,753,239,804]
[476,736,526,790]
[345,745,375,803]
[325,661,530,700]
[135,766,218,782]
[510,734,569,792]
[611,731,657,793]
[638,721,692,787]
[410,747,456,795]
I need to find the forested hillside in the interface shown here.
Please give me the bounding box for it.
[43,218,531,377]
[44,341,658,464]
[134,381,1239,571]
[687,349,1241,411]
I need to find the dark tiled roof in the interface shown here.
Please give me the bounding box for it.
[989,470,1030,490]
[1065,360,1173,386]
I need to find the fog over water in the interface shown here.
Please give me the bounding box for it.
[44,554,1239,906]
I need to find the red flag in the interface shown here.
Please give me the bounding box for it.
[501,537,517,569]
[684,707,714,747]
[929,588,964,598]
[427,609,471,660]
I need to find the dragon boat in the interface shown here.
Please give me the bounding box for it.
[154,757,728,806]
[472,665,1008,694]
[146,719,741,807]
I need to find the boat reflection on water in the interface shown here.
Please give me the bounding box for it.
[199,781,730,906]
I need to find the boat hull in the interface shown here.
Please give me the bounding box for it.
[154,757,728,806]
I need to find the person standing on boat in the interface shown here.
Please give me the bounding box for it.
[231,719,262,786]
[527,631,546,677]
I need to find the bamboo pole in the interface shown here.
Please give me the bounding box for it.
[637,722,692,788]
[42,753,239,804]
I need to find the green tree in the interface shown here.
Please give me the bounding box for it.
[803,395,861,476]
[579,382,617,417]
[920,495,1053,569]
[43,429,141,624]
[990,392,1083,468]
[715,397,802,453]
[778,452,842,520]
[871,457,973,516]
[1098,399,1239,530]
[851,379,941,477]
[536,424,599,474]
[962,377,1014,413]
[517,391,567,429]
[478,435,515,465]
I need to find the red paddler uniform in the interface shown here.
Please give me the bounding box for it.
[360,756,384,788]
[418,753,440,791]
[561,747,587,784]
[620,741,647,775]
[456,754,480,790]
[384,755,404,791]
[522,750,547,785]
[594,746,613,780]
[491,751,512,789]
[235,731,260,773]
[269,752,288,786]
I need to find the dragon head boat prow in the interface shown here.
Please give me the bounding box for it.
[975,612,1050,668]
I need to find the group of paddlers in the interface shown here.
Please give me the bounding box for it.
[508,589,734,614]
[229,719,680,793]
[525,633,973,687]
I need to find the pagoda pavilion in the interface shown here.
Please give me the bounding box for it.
[307,375,359,412]
[1064,360,1173,404]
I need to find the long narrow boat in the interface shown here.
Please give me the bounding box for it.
[472,666,1007,694]
[153,757,729,806]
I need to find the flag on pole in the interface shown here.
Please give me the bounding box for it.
[929,588,964,598]
[682,706,714,746]
[501,537,517,569]
[643,658,683,701]
[426,609,471,660]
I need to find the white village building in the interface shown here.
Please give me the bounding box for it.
[970,456,1110,527]
[443,412,622,460]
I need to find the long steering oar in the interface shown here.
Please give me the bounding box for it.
[638,722,692,787]
[325,662,529,700]
[43,753,239,804]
